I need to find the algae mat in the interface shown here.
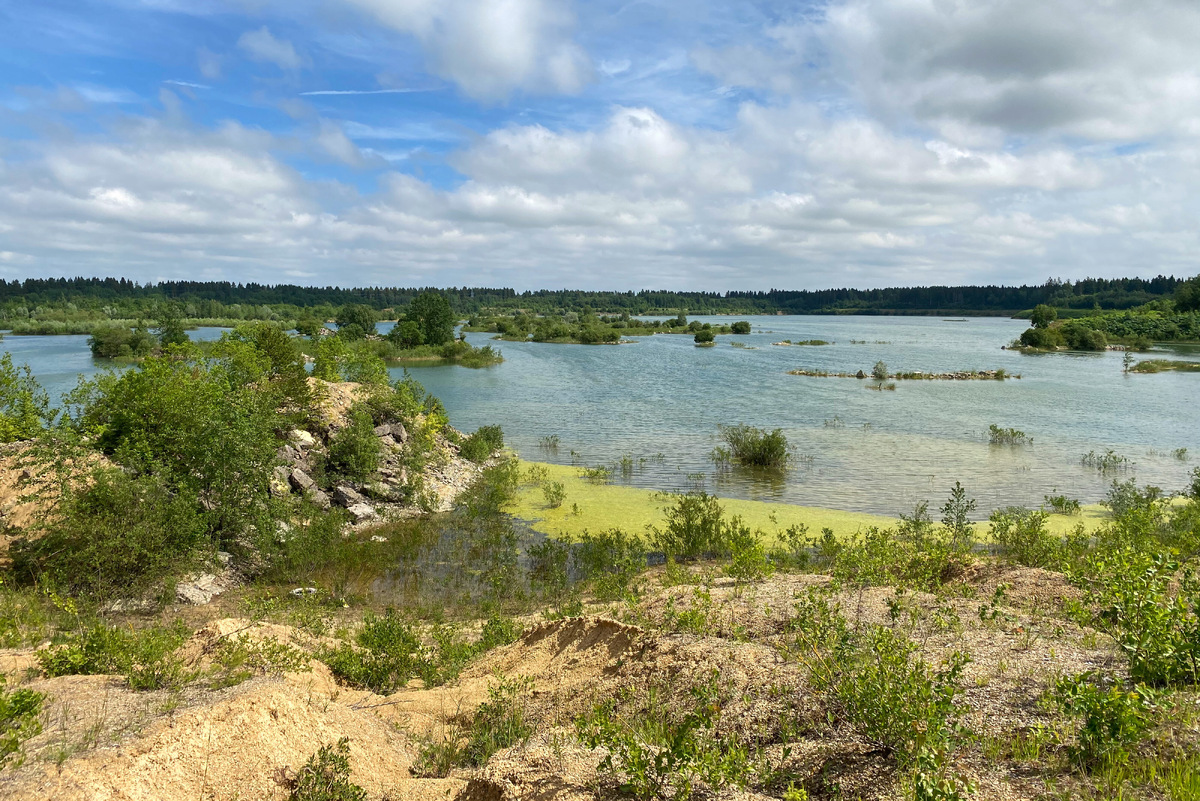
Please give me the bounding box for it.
[507,460,1106,542]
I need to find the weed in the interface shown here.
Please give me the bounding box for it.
[1082,449,1132,474]
[460,425,504,463]
[1044,494,1082,515]
[988,425,1032,446]
[283,738,366,801]
[0,675,43,770]
[543,480,566,508]
[39,621,193,691]
[1054,672,1167,770]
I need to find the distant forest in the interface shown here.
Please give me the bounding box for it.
[0,274,1189,321]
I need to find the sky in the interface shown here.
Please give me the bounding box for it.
[1,0,1199,291]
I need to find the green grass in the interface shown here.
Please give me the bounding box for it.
[1131,359,1200,373]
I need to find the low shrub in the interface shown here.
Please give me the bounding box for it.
[573,529,647,601]
[542,480,566,508]
[1054,673,1166,769]
[0,675,43,770]
[284,738,366,801]
[459,424,504,463]
[989,507,1058,568]
[1044,494,1082,515]
[988,425,1032,446]
[38,621,193,691]
[321,609,426,695]
[717,424,789,468]
[326,408,382,483]
[651,492,728,560]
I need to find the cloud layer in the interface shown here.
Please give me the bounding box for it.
[0,0,1197,289]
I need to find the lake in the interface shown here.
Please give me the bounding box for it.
[4,316,1198,517]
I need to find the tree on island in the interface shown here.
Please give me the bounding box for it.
[1030,304,1058,328]
[407,292,455,345]
[154,302,189,348]
[731,321,752,334]
[335,304,378,340]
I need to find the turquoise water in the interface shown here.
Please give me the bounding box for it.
[5,317,1199,516]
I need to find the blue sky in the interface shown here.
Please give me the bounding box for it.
[1,0,1198,290]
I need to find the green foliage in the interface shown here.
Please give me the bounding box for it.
[334,304,378,341]
[717,424,789,468]
[833,628,971,765]
[0,675,43,770]
[326,408,382,483]
[65,350,282,546]
[1031,304,1058,328]
[725,519,774,587]
[407,292,455,346]
[1176,275,1200,313]
[730,320,751,334]
[940,482,977,546]
[312,337,389,385]
[577,675,751,801]
[1081,550,1199,686]
[652,492,728,560]
[989,507,1058,568]
[460,424,504,463]
[10,469,207,600]
[321,609,425,695]
[542,480,566,508]
[385,319,424,348]
[286,738,366,801]
[38,620,192,690]
[153,301,189,348]
[693,329,715,344]
[873,360,889,381]
[1054,673,1166,769]
[987,425,1031,446]
[1044,494,1082,515]
[88,321,157,358]
[414,674,533,777]
[217,322,312,419]
[0,353,52,443]
[831,503,973,592]
[573,528,647,601]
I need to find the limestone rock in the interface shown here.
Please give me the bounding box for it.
[269,466,291,497]
[346,503,377,523]
[289,468,315,493]
[333,485,367,508]
[287,429,316,448]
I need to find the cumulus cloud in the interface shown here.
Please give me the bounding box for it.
[341,0,591,99]
[237,27,303,71]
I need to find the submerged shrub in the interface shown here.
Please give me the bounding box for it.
[717,424,789,468]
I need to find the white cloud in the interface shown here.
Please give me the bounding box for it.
[341,0,591,99]
[237,26,303,71]
[197,47,222,80]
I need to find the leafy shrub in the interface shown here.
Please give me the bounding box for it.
[832,505,973,592]
[88,322,156,358]
[652,492,728,560]
[725,519,773,587]
[717,424,789,468]
[0,354,52,443]
[834,628,971,765]
[10,469,208,600]
[989,507,1058,568]
[414,675,533,776]
[731,321,751,334]
[321,609,426,695]
[334,304,377,341]
[1044,494,1082,515]
[1082,550,1199,686]
[326,408,382,483]
[573,529,647,601]
[542,480,566,508]
[577,674,750,800]
[940,481,977,547]
[407,292,456,346]
[873,360,889,380]
[285,738,366,801]
[38,621,192,690]
[987,425,1032,446]
[1054,673,1166,769]
[459,424,504,463]
[693,329,715,344]
[0,675,43,770]
[312,337,388,385]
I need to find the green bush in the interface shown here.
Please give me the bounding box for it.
[1044,494,1082,515]
[717,424,789,468]
[321,609,426,695]
[407,292,455,346]
[0,675,43,770]
[834,627,970,766]
[326,408,382,483]
[573,529,647,601]
[286,738,366,801]
[730,321,751,334]
[542,480,566,508]
[873,360,889,380]
[577,674,750,800]
[334,304,378,341]
[989,507,1058,568]
[0,354,52,443]
[693,329,715,344]
[38,621,192,690]
[459,425,504,463]
[652,492,728,560]
[725,519,773,587]
[1054,673,1166,769]
[10,469,208,600]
